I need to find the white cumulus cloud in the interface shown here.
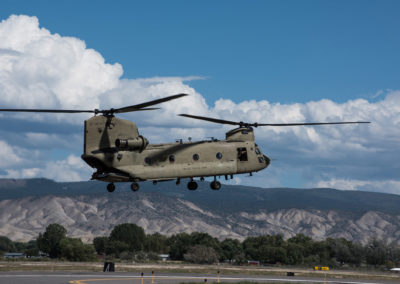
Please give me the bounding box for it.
[315,179,400,195]
[0,14,399,195]
[4,155,91,182]
[0,15,122,117]
[0,140,23,167]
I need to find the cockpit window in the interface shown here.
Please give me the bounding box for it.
[255,148,261,155]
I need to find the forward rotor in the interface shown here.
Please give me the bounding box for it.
[179,114,370,127]
[0,93,188,116]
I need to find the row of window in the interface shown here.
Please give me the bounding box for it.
[143,147,262,164]
[145,152,223,164]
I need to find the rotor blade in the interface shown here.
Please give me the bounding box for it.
[179,114,370,127]
[116,107,160,112]
[0,93,186,115]
[257,121,371,126]
[0,108,95,113]
[115,93,188,113]
[179,114,240,126]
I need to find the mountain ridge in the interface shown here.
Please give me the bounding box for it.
[0,178,399,244]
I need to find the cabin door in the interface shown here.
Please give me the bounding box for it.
[236,147,250,173]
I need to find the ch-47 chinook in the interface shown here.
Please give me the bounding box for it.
[0,94,369,192]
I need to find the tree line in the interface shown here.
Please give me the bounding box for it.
[1,223,400,268]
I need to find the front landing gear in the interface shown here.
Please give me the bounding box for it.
[107,183,115,193]
[130,182,139,192]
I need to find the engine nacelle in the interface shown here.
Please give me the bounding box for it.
[115,136,149,151]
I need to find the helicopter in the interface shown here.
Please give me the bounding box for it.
[0,94,369,192]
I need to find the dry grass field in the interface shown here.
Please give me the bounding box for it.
[0,261,399,282]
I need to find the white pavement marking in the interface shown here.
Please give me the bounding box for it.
[0,274,385,284]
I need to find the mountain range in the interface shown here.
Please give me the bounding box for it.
[1,178,399,244]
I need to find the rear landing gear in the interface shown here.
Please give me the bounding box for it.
[210,180,221,190]
[187,180,198,190]
[130,182,139,192]
[107,183,115,193]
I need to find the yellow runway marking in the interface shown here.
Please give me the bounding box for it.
[69,276,384,284]
[70,276,218,284]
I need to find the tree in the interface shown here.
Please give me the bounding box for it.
[387,245,400,267]
[184,245,219,264]
[288,234,313,257]
[109,223,146,252]
[285,242,304,265]
[105,240,129,256]
[288,234,312,245]
[243,235,285,261]
[333,238,352,265]
[259,245,287,264]
[190,232,221,253]
[366,239,387,266]
[60,238,96,261]
[93,236,108,255]
[24,240,40,257]
[168,233,193,260]
[37,223,67,258]
[0,236,15,252]
[243,236,261,260]
[348,242,364,266]
[220,238,243,262]
[313,240,331,264]
[145,233,168,253]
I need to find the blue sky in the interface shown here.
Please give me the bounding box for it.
[0,0,399,193]
[1,0,399,104]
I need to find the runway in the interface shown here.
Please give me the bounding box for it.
[0,271,399,284]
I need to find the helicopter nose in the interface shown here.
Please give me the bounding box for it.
[263,155,270,167]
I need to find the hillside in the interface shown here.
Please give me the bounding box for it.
[0,178,399,243]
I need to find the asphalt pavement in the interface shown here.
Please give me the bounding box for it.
[0,271,399,284]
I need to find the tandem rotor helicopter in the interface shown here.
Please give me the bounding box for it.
[0,94,369,192]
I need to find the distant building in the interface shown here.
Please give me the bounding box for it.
[3,252,25,259]
[159,254,169,261]
[247,260,260,266]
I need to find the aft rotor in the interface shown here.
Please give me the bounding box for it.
[179,113,370,128]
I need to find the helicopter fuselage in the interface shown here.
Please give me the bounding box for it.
[81,116,270,186]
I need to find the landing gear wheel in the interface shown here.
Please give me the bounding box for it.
[107,183,115,193]
[187,181,198,191]
[210,181,221,190]
[130,182,139,192]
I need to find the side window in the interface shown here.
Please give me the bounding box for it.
[237,147,248,161]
